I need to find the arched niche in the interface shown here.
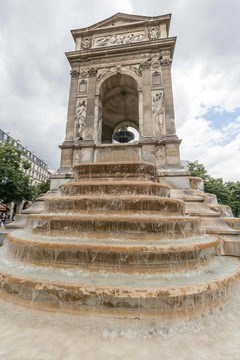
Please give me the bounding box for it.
[99,74,139,143]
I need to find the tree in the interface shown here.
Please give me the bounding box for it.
[188,161,240,217]
[0,142,35,204]
[225,181,240,217]
[187,161,209,180]
[34,179,50,197]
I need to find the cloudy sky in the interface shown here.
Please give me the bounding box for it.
[1,0,240,181]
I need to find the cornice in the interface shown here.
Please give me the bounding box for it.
[65,36,176,65]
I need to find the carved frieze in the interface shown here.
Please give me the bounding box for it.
[95,31,145,48]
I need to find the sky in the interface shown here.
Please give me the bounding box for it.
[0,0,240,181]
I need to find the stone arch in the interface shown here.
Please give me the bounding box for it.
[98,73,140,143]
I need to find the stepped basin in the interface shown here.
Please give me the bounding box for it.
[59,181,170,197]
[0,247,239,318]
[27,213,203,239]
[6,232,220,272]
[73,162,157,182]
[43,196,185,215]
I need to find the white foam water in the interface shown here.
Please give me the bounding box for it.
[0,294,240,359]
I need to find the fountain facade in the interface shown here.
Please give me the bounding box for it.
[1,13,240,321]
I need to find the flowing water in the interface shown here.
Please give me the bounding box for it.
[0,294,240,359]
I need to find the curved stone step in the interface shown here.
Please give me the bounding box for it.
[73,162,157,182]
[6,232,220,272]
[27,213,203,239]
[44,196,185,215]
[0,252,239,318]
[59,180,170,197]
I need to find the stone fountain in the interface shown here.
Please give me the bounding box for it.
[0,13,240,326]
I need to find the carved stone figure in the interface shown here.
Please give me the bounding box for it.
[75,100,87,140]
[152,92,163,132]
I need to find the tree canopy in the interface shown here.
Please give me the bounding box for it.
[0,142,35,204]
[188,161,240,217]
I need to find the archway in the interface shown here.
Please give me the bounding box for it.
[99,74,139,143]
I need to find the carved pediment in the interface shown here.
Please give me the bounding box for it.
[71,12,171,40]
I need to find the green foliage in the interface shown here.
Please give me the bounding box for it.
[188,161,240,217]
[225,181,240,218]
[0,142,35,204]
[34,179,50,197]
[22,159,31,170]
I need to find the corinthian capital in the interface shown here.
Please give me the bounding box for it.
[159,58,172,68]
[70,68,80,78]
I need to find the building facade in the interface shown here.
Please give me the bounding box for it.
[52,12,189,190]
[0,129,50,186]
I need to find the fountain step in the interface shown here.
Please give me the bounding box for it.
[170,189,205,203]
[0,250,239,318]
[6,232,220,271]
[60,180,170,197]
[28,214,203,239]
[44,196,185,215]
[74,162,158,182]
[201,218,240,235]
[185,203,220,217]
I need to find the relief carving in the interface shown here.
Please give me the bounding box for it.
[70,68,80,78]
[139,58,152,71]
[128,65,142,77]
[96,67,115,81]
[88,67,98,76]
[75,99,87,140]
[152,92,164,133]
[81,37,92,49]
[148,27,160,40]
[95,32,145,47]
[159,51,172,68]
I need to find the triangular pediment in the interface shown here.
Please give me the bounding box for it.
[89,13,156,30]
[71,13,171,38]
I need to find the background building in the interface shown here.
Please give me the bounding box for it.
[0,129,50,186]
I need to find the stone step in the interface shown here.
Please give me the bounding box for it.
[28,213,203,239]
[7,232,219,272]
[59,180,170,197]
[0,250,239,318]
[73,161,158,182]
[44,196,185,215]
[185,202,220,217]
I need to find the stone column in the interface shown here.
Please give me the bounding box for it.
[160,57,176,136]
[59,66,79,170]
[141,62,153,138]
[64,66,80,141]
[84,67,98,142]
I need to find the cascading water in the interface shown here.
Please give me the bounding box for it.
[0,162,240,358]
